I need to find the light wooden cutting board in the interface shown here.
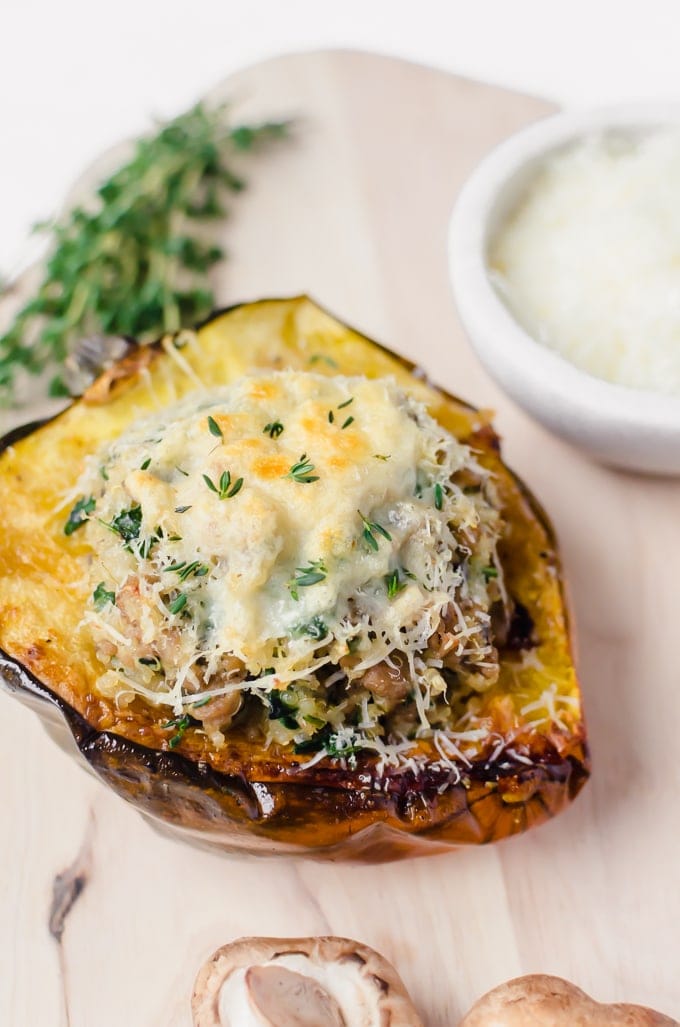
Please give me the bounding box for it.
[1,50,679,1026]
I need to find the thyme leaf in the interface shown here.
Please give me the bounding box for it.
[385,569,407,598]
[358,510,392,552]
[288,560,327,600]
[107,504,142,544]
[64,495,95,536]
[92,582,115,609]
[168,592,187,615]
[203,470,243,499]
[207,415,223,439]
[263,421,284,438]
[284,453,319,484]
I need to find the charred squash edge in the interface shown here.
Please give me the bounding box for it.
[0,297,590,859]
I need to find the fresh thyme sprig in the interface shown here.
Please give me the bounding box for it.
[284,453,319,484]
[202,469,244,499]
[358,511,392,552]
[207,415,223,439]
[0,102,292,402]
[166,559,210,581]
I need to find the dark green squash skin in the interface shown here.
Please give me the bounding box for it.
[0,301,590,862]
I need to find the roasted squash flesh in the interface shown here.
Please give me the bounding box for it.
[0,297,588,860]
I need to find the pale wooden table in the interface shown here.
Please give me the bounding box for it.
[1,51,678,1026]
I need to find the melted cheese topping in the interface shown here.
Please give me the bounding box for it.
[72,371,504,762]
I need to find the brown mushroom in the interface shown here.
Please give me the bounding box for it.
[192,936,424,1027]
[458,975,678,1027]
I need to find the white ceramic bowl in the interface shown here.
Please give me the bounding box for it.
[449,104,680,475]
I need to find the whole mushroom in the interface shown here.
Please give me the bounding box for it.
[458,974,678,1027]
[192,936,424,1027]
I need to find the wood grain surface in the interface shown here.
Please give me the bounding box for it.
[1,50,678,1027]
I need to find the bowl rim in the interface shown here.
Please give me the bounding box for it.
[449,102,680,437]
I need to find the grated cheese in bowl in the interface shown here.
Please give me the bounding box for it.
[489,129,680,397]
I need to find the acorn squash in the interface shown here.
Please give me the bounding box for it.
[0,297,589,861]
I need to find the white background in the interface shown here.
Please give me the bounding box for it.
[2,0,679,276]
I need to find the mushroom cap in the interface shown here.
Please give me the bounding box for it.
[458,975,678,1027]
[191,935,424,1027]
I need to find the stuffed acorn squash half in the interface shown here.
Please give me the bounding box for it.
[0,297,589,860]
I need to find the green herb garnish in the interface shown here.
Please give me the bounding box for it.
[328,410,334,423]
[163,713,191,748]
[92,582,115,609]
[434,483,444,511]
[140,457,151,471]
[337,397,354,409]
[268,689,299,726]
[107,504,143,544]
[202,469,244,499]
[288,560,327,601]
[373,453,390,461]
[207,415,223,439]
[168,593,188,615]
[341,416,354,429]
[292,616,328,641]
[263,421,284,438]
[284,453,319,484]
[174,560,210,581]
[294,724,332,754]
[0,103,292,404]
[483,566,499,580]
[64,495,95,535]
[358,510,392,552]
[385,569,406,598]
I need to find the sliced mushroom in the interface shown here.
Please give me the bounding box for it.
[246,965,345,1026]
[458,975,678,1027]
[192,936,424,1027]
[361,657,410,705]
